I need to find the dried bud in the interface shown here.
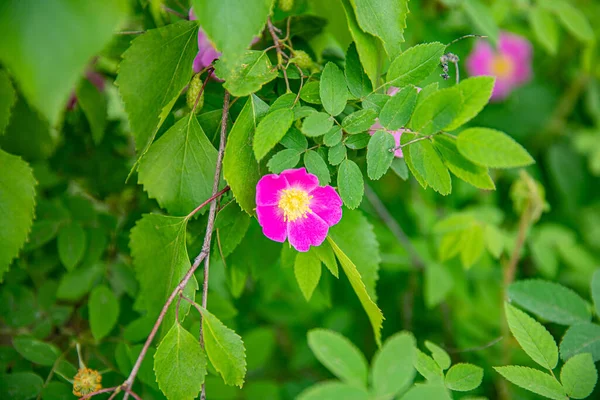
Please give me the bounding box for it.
[279,0,294,12]
[186,73,204,113]
[292,50,313,70]
[73,368,102,397]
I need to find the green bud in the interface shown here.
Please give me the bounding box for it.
[279,0,294,12]
[186,73,204,113]
[292,50,312,70]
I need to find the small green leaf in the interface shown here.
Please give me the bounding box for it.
[214,202,251,258]
[199,306,247,387]
[529,6,559,55]
[304,150,331,185]
[57,222,87,271]
[154,323,207,400]
[300,81,322,104]
[391,157,409,180]
[0,372,43,400]
[56,263,103,301]
[462,0,499,45]
[281,127,309,151]
[445,363,484,391]
[457,128,534,168]
[76,78,107,145]
[297,381,370,400]
[312,241,339,278]
[425,263,454,308]
[320,62,348,116]
[401,132,427,189]
[485,224,504,258]
[342,109,377,134]
[367,130,395,180]
[324,126,343,147]
[345,43,372,98]
[215,51,278,97]
[253,108,294,161]
[508,279,591,326]
[414,349,444,382]
[505,303,558,370]
[307,329,368,387]
[494,366,567,400]
[302,112,333,137]
[541,0,594,42]
[425,341,451,370]
[345,132,371,149]
[560,323,600,362]
[410,138,452,195]
[411,86,461,134]
[13,337,59,366]
[295,251,322,301]
[560,353,597,399]
[338,160,364,209]
[371,332,416,398]
[89,285,119,341]
[445,77,495,131]
[379,86,418,130]
[267,149,301,174]
[460,224,485,269]
[592,270,600,317]
[329,142,347,165]
[386,42,446,88]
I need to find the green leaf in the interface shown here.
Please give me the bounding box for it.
[425,341,451,370]
[154,322,207,400]
[345,132,371,149]
[76,78,107,145]
[117,21,197,153]
[391,157,409,180]
[129,214,197,337]
[0,0,128,126]
[485,224,504,258]
[312,241,339,278]
[215,51,278,97]
[529,6,559,55]
[505,303,558,370]
[350,0,409,59]
[253,108,294,161]
[371,332,416,398]
[56,263,103,301]
[411,86,461,134]
[304,150,331,185]
[462,0,499,45]
[191,0,272,62]
[367,131,395,180]
[560,353,597,399]
[458,224,485,269]
[137,116,217,216]
[592,270,600,318]
[457,128,534,168]
[307,329,368,387]
[0,70,16,135]
[445,77,495,131]
[57,222,86,271]
[386,42,446,88]
[445,363,484,391]
[300,81,322,104]
[337,160,364,209]
[425,263,454,308]
[13,337,59,366]
[540,0,594,42]
[223,95,269,214]
[0,372,43,400]
[329,142,347,165]
[295,251,322,301]
[494,366,567,400]
[281,127,309,151]
[328,238,384,346]
[433,135,495,190]
[199,306,246,387]
[345,43,372,98]
[379,86,418,130]
[401,383,451,400]
[324,126,343,147]
[401,132,427,189]
[508,279,591,326]
[0,150,36,282]
[214,202,251,258]
[560,323,600,362]
[267,149,301,174]
[302,112,333,137]
[298,381,370,400]
[414,349,444,382]
[340,0,382,89]
[320,62,348,116]
[89,285,119,341]
[409,138,452,195]
[342,109,377,134]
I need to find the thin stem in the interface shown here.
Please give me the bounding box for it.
[118,30,145,35]
[392,133,436,152]
[448,34,487,47]
[161,5,187,19]
[125,388,143,400]
[453,60,460,85]
[267,17,291,92]
[447,336,503,354]
[191,68,214,115]
[80,387,118,400]
[186,186,230,219]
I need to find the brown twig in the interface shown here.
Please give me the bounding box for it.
[161,5,187,19]
[267,17,291,92]
[186,186,230,219]
[80,387,118,400]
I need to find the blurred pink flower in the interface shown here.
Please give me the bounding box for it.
[466,32,532,101]
[189,9,221,73]
[67,70,105,110]
[255,168,342,252]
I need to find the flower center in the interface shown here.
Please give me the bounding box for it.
[278,188,312,222]
[491,55,514,78]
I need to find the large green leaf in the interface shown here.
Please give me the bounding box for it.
[371,332,416,398]
[328,237,384,346]
[138,116,218,216]
[462,0,499,45]
[367,131,395,180]
[307,329,369,387]
[445,76,494,131]
[560,323,600,362]
[154,322,207,400]
[129,214,197,336]
[253,108,294,161]
[0,70,16,135]
[345,43,372,98]
[379,86,418,131]
[304,150,331,185]
[494,366,567,400]
[445,363,484,392]
[337,160,364,209]
[342,109,377,134]
[117,21,198,153]
[302,112,333,137]
[350,0,409,59]
[457,128,534,168]
[294,251,322,301]
[508,279,591,326]
[13,337,59,366]
[214,51,278,97]
[0,0,128,126]
[191,0,272,62]
[320,62,348,116]
[214,202,251,258]
[297,382,370,400]
[505,303,558,370]
[199,306,246,387]
[403,134,451,195]
[89,285,119,341]
[0,150,36,282]
[560,353,597,399]
[0,372,43,400]
[410,87,461,135]
[386,42,446,88]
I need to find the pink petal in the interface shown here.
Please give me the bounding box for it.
[287,212,329,252]
[256,205,287,243]
[490,77,514,101]
[466,41,495,77]
[390,130,404,158]
[309,186,343,226]
[256,174,289,206]
[281,168,319,192]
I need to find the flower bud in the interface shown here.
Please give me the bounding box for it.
[186,74,204,113]
[73,368,102,397]
[292,50,312,70]
[279,0,294,12]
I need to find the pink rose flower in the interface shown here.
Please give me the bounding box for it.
[255,168,343,252]
[466,32,533,101]
[189,8,221,73]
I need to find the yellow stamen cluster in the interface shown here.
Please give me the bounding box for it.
[73,368,102,397]
[278,188,312,222]
[491,55,514,78]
